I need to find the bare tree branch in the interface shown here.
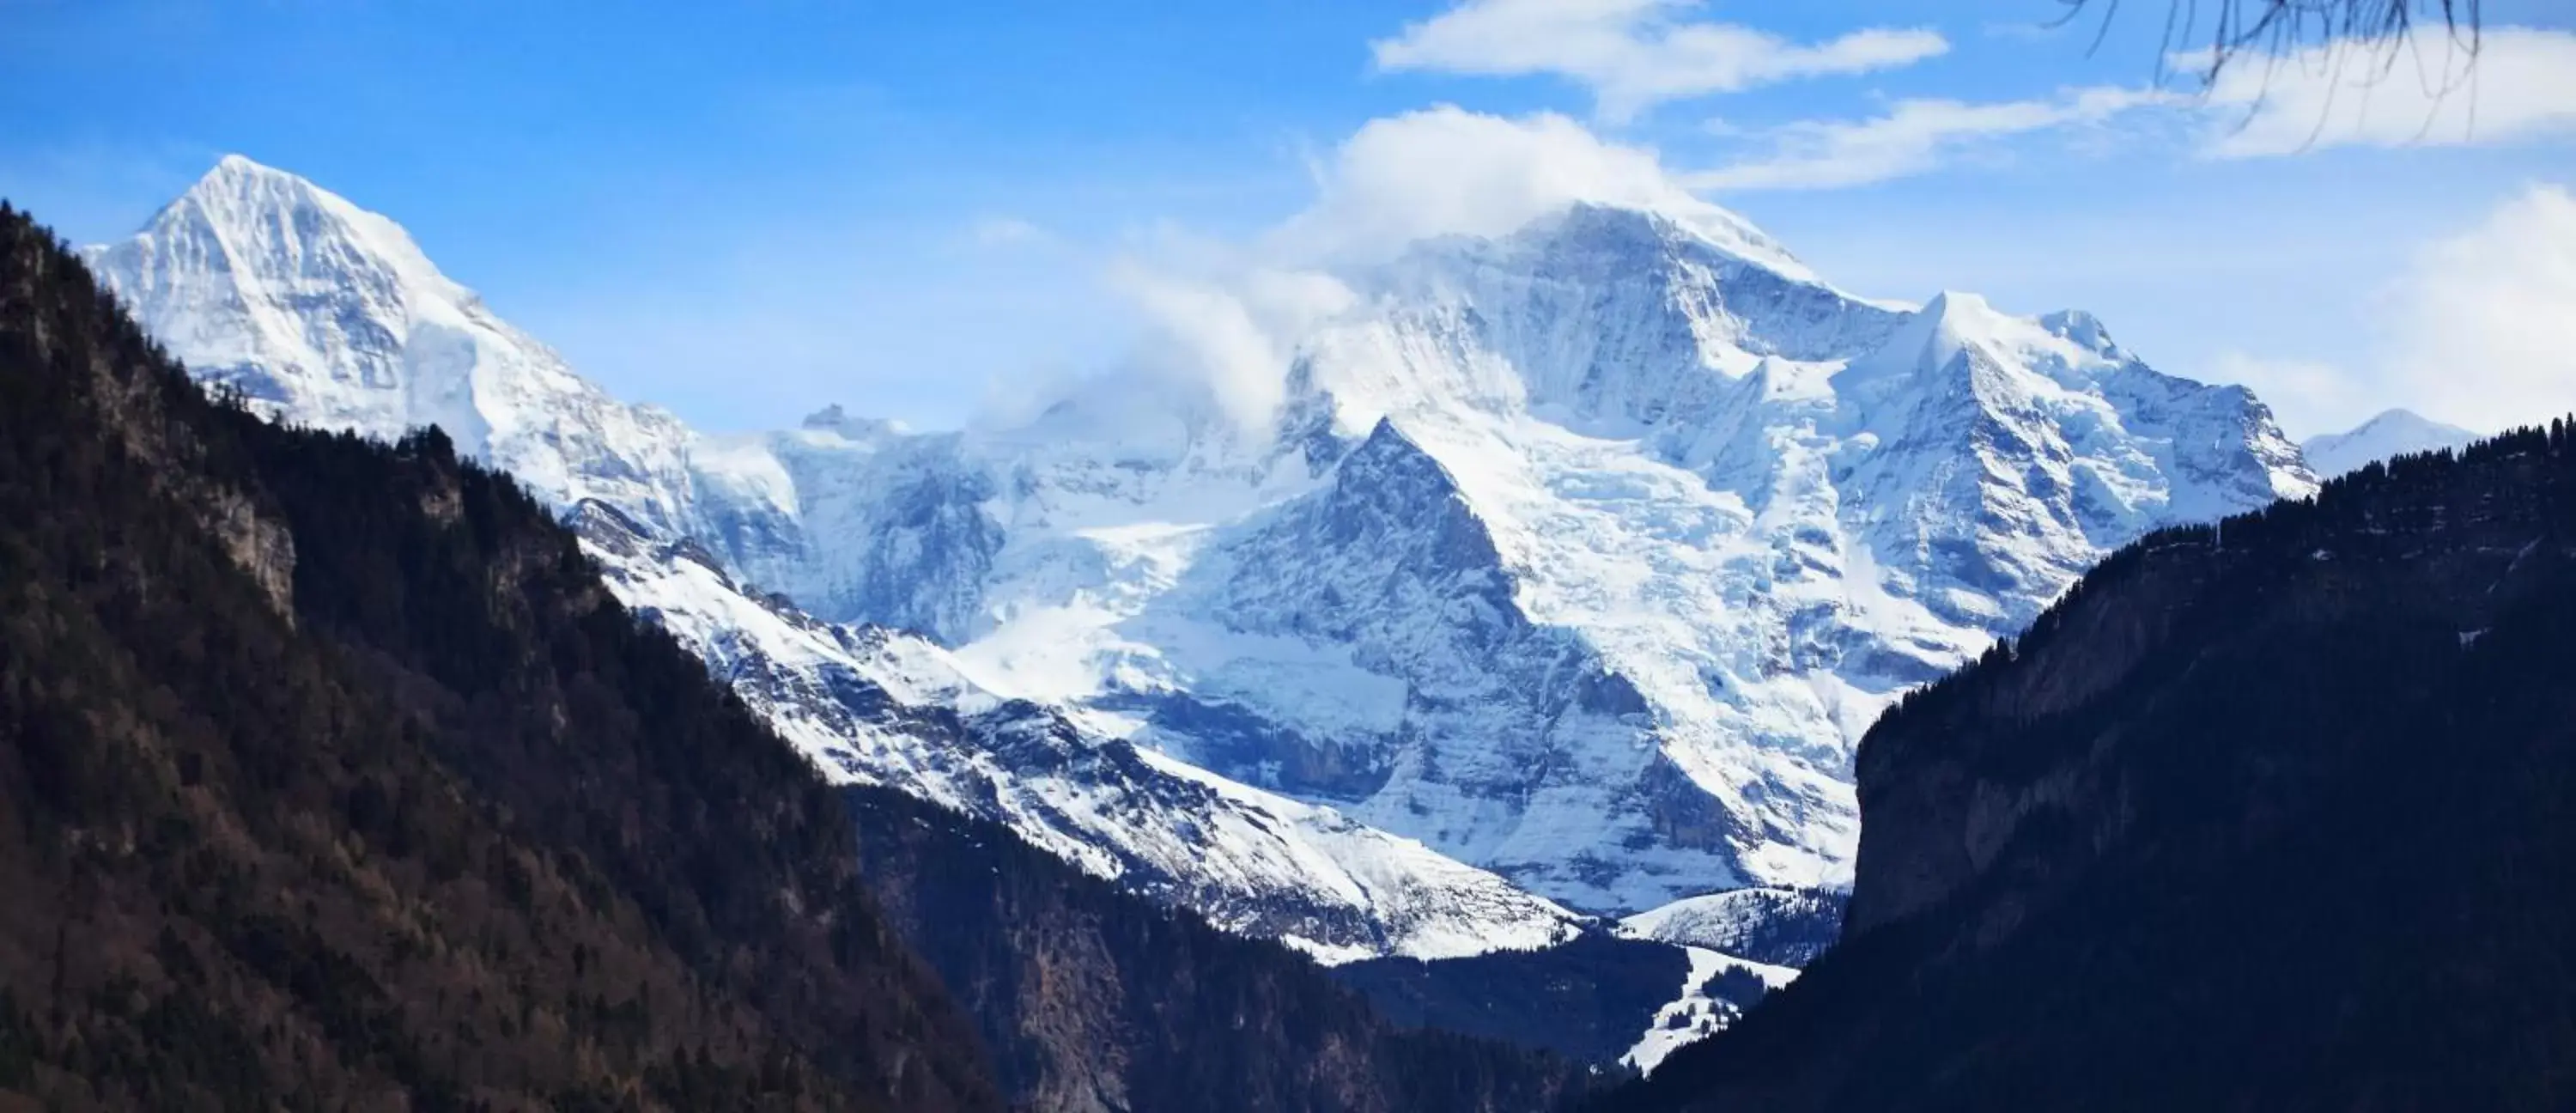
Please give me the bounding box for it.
[2057,0,2482,81]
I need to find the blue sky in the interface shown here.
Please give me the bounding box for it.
[3,0,2573,436]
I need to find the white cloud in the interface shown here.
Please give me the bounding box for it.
[1272,106,1712,263]
[2380,182,2576,433]
[1692,87,2169,192]
[1106,259,1356,435]
[1371,0,1947,121]
[1103,106,1802,435]
[1677,27,2576,191]
[2200,27,2576,158]
[1980,18,2070,43]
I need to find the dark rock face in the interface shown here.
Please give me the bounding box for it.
[1604,426,2576,1112]
[1112,690,1398,802]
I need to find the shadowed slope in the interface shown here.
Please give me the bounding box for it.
[1604,428,2576,1111]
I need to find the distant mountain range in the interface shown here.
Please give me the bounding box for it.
[88,155,2430,971]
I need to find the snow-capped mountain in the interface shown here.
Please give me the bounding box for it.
[83,155,703,537]
[574,498,1583,962]
[2303,408,2480,479]
[88,156,2318,933]
[84,155,1586,962]
[666,204,2312,911]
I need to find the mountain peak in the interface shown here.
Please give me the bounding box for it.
[92,156,469,371]
[2304,408,2480,479]
[176,154,344,224]
[2038,308,2118,355]
[1506,199,1820,287]
[82,158,706,537]
[128,155,463,315]
[1918,289,1993,319]
[1837,289,1998,386]
[2358,408,2463,435]
[204,151,298,183]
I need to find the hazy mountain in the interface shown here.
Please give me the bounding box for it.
[2302,407,2479,479]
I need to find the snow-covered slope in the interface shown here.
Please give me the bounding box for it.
[574,500,1583,963]
[2303,408,2480,479]
[690,204,2314,911]
[91,156,2319,934]
[1619,947,1800,1076]
[1620,887,1844,968]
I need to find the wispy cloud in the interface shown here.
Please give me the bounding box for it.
[1095,106,1741,436]
[2199,27,2576,158]
[1692,87,2170,192]
[1979,17,2073,43]
[1679,25,2576,192]
[1084,102,1857,437]
[1370,0,1947,122]
[1271,105,1721,263]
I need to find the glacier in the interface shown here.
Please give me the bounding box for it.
[84,155,2318,946]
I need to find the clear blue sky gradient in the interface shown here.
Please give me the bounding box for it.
[3,0,2569,435]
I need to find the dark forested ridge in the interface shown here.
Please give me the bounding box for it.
[0,202,1005,1110]
[0,202,1595,1113]
[1602,427,2576,1112]
[847,784,1596,1112]
[1326,933,1687,1067]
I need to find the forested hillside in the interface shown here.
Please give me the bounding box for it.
[848,785,1597,1112]
[1602,425,2576,1111]
[0,201,1005,1110]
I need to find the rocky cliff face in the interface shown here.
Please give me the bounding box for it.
[1606,426,2576,1112]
